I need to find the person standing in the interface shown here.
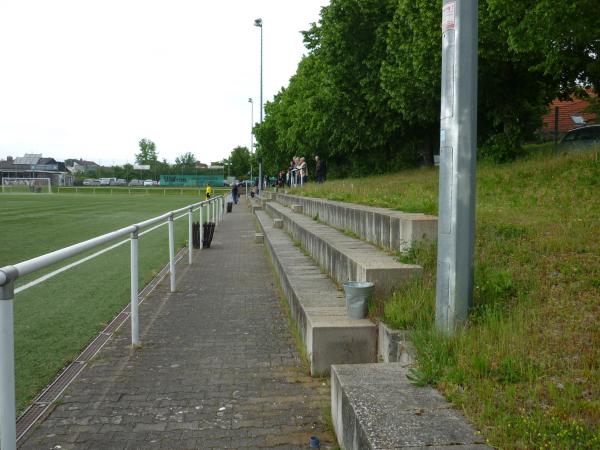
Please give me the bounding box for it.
[315,156,324,183]
[231,181,239,204]
[205,183,213,199]
[290,157,298,187]
[298,157,307,186]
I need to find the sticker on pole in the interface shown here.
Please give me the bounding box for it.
[442,2,456,33]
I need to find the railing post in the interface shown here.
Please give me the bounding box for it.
[130,229,140,346]
[168,214,176,293]
[188,206,193,265]
[199,204,204,248]
[0,266,18,450]
[218,198,221,223]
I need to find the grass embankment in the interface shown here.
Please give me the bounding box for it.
[293,149,599,449]
[0,194,208,412]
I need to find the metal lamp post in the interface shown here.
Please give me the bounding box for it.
[435,0,478,334]
[248,97,254,154]
[248,98,254,191]
[254,18,263,193]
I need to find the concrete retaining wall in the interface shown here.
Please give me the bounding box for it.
[378,323,415,364]
[264,201,421,301]
[254,209,377,376]
[274,193,437,252]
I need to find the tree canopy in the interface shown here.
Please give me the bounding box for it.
[228,146,255,179]
[174,152,197,168]
[135,138,158,165]
[253,0,599,175]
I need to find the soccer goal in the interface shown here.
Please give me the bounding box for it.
[1,177,52,193]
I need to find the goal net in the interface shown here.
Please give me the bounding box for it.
[1,177,52,193]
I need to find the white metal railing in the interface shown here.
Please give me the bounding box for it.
[55,186,213,196]
[0,195,225,450]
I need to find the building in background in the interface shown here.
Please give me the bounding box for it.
[540,93,597,140]
[66,159,100,174]
[0,153,74,186]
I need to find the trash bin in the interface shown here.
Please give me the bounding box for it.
[192,221,200,249]
[202,222,216,248]
[342,281,374,319]
[227,202,233,213]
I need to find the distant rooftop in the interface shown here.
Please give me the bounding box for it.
[14,154,42,165]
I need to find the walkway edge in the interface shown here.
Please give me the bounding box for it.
[16,247,188,443]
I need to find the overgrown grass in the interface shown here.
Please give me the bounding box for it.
[0,193,205,412]
[292,149,600,449]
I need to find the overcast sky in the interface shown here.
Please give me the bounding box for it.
[0,0,329,166]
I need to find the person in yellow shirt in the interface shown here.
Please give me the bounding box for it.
[205,184,213,199]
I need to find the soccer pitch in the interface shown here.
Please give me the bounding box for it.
[0,193,209,412]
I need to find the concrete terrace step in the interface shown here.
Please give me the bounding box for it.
[274,192,437,252]
[332,363,491,450]
[263,200,421,301]
[254,209,377,376]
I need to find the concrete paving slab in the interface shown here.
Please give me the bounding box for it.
[331,363,491,450]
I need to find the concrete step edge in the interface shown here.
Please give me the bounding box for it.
[254,210,377,376]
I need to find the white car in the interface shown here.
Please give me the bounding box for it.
[143,179,154,186]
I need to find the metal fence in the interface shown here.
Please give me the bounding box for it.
[0,195,225,450]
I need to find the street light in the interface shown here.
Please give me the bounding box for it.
[248,98,254,186]
[248,98,254,154]
[254,18,263,193]
[253,18,263,123]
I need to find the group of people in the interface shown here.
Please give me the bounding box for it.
[274,155,324,188]
[204,154,324,208]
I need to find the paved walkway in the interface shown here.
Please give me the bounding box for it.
[20,202,334,449]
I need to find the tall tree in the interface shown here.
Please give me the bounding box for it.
[486,0,600,95]
[135,138,158,165]
[228,146,253,179]
[254,0,600,172]
[380,0,442,165]
[174,152,197,168]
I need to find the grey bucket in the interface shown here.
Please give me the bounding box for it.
[342,281,374,320]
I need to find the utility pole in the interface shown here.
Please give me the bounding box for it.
[254,18,263,194]
[435,0,478,334]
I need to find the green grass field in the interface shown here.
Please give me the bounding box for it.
[0,193,215,412]
[292,149,600,449]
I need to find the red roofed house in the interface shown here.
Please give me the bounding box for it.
[540,93,597,140]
